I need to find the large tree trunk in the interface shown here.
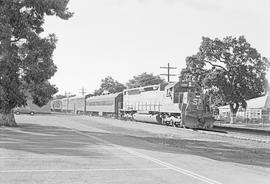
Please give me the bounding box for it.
[229,103,239,124]
[230,113,236,124]
[0,110,17,127]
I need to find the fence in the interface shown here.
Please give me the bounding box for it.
[216,113,270,129]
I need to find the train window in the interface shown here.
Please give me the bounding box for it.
[144,87,154,91]
[127,89,140,95]
[143,86,159,92]
[87,100,114,106]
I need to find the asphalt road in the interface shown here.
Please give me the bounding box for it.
[0,114,270,184]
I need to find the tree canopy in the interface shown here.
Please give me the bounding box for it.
[126,72,165,89]
[93,76,126,96]
[184,36,270,122]
[0,0,73,126]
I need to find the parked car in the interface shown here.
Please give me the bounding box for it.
[14,97,51,115]
[14,107,35,115]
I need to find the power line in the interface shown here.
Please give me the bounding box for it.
[160,63,177,82]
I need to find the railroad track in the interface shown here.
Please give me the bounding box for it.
[212,125,270,136]
[124,117,270,136]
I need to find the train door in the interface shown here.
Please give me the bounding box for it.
[115,93,123,118]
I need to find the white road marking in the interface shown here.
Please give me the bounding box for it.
[0,147,117,150]
[0,167,169,173]
[0,155,140,159]
[60,123,223,184]
[119,147,222,184]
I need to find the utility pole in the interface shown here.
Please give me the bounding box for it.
[79,87,87,97]
[67,92,71,112]
[160,63,177,82]
[79,87,87,113]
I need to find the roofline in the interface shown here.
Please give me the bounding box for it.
[124,84,161,92]
[86,92,122,100]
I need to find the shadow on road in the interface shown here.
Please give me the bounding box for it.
[1,122,270,168]
[126,135,270,168]
[84,130,270,168]
[0,123,105,157]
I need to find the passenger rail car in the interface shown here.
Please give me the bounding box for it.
[67,96,85,114]
[51,96,85,114]
[85,92,123,117]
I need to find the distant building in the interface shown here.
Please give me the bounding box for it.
[218,94,270,122]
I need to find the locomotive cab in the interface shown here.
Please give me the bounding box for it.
[180,91,215,129]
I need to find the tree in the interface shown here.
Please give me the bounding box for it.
[185,36,270,123]
[93,76,126,95]
[126,72,165,89]
[0,0,73,126]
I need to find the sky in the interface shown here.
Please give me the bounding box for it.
[43,0,270,96]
